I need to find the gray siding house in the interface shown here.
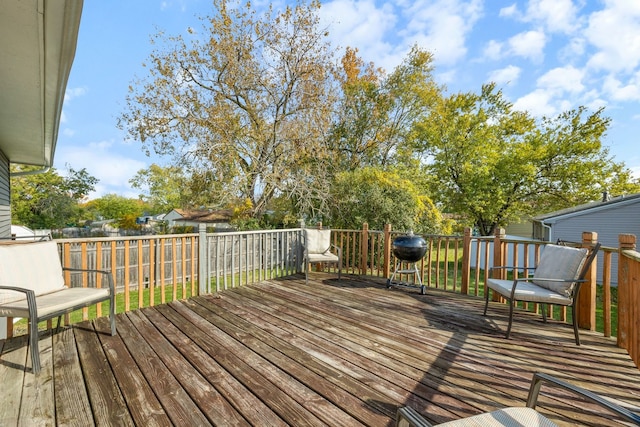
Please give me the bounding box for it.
[0,1,82,236]
[0,1,83,336]
[532,193,640,285]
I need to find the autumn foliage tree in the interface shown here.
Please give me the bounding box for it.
[119,0,337,218]
[118,0,640,232]
[330,46,440,171]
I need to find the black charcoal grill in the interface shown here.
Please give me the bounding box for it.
[387,231,428,294]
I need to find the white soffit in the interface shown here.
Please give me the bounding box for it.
[0,0,83,167]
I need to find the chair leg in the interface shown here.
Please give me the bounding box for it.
[305,262,309,285]
[505,299,515,339]
[29,318,41,374]
[109,295,117,336]
[483,289,490,315]
[541,304,547,323]
[55,315,63,333]
[572,303,581,346]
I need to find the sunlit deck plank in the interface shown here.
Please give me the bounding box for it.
[53,328,93,426]
[73,321,134,426]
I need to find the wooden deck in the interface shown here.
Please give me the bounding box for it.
[2,274,640,426]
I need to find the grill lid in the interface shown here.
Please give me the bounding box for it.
[392,232,428,262]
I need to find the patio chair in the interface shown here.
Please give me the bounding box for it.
[396,372,640,426]
[302,228,342,285]
[0,240,116,374]
[483,242,601,345]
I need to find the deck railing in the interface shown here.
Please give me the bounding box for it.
[618,234,640,368]
[5,224,639,368]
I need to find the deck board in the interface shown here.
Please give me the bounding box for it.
[2,274,640,426]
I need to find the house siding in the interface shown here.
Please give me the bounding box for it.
[0,150,10,238]
[545,200,640,285]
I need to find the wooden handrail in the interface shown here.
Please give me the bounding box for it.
[4,226,638,370]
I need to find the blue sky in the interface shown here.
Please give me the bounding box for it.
[57,0,640,199]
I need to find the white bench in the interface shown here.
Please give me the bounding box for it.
[0,240,116,374]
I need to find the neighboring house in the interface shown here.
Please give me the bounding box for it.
[10,225,51,240]
[0,1,83,237]
[532,192,640,285]
[164,208,234,232]
[504,218,533,239]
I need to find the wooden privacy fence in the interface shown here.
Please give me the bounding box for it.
[4,224,639,367]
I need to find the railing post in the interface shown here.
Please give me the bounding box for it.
[577,231,598,330]
[198,223,207,295]
[383,224,392,278]
[617,234,636,354]
[461,227,472,294]
[360,223,369,275]
[492,228,505,301]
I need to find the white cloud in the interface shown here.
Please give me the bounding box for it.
[64,87,87,103]
[488,65,521,85]
[525,0,581,34]
[499,4,518,18]
[398,0,483,66]
[603,74,640,101]
[513,89,556,117]
[537,66,585,95]
[320,0,484,70]
[558,36,586,63]
[508,30,547,61]
[55,140,147,199]
[319,0,398,69]
[483,40,503,60]
[585,1,640,73]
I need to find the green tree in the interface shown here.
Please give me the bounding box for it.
[328,167,449,234]
[130,164,192,213]
[119,0,337,219]
[11,166,98,229]
[414,83,640,235]
[85,194,146,228]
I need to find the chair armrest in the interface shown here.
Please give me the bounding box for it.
[489,266,536,276]
[0,285,36,298]
[331,244,342,258]
[0,285,38,320]
[396,406,434,427]
[513,277,586,284]
[527,372,640,424]
[61,267,115,293]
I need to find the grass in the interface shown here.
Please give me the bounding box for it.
[13,283,195,336]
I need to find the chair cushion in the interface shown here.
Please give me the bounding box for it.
[435,407,557,426]
[486,279,572,305]
[0,287,111,318]
[307,252,339,263]
[0,240,66,304]
[532,245,588,297]
[305,229,332,254]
